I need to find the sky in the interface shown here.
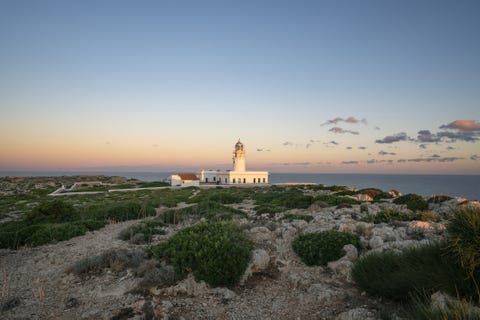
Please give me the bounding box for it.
[1,0,480,174]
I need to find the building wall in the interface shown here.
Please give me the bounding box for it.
[170,175,200,187]
[199,170,268,184]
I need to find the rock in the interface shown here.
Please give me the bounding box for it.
[308,284,344,303]
[1,297,20,311]
[372,226,397,242]
[369,236,384,249]
[328,259,353,281]
[65,297,80,309]
[336,307,376,320]
[212,287,236,301]
[241,249,270,283]
[290,219,308,229]
[251,249,270,271]
[164,274,208,297]
[249,227,273,242]
[342,244,358,261]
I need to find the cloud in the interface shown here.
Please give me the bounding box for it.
[397,157,464,163]
[329,127,359,135]
[417,130,441,143]
[375,126,381,130]
[342,161,359,165]
[283,141,294,147]
[375,132,409,144]
[305,144,312,149]
[257,148,271,152]
[366,159,394,165]
[378,150,397,156]
[436,131,479,143]
[471,155,479,161]
[322,116,367,126]
[440,120,480,131]
[346,146,353,150]
[358,146,367,150]
[419,144,427,149]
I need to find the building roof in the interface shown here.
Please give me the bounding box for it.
[177,173,199,181]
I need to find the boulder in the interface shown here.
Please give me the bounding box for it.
[336,307,376,320]
[308,283,344,303]
[249,226,273,242]
[369,236,384,249]
[164,274,208,297]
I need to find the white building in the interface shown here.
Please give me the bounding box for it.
[199,140,269,185]
[169,173,200,187]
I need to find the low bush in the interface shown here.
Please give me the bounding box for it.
[254,188,314,210]
[281,214,313,223]
[352,243,475,301]
[150,221,253,287]
[314,194,359,206]
[161,200,245,224]
[446,206,480,277]
[372,208,418,224]
[100,202,156,222]
[254,204,286,214]
[412,294,480,320]
[393,194,428,211]
[119,220,166,244]
[23,199,77,223]
[427,195,454,204]
[68,248,147,276]
[293,230,360,266]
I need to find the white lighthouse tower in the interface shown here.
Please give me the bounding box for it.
[198,139,268,184]
[233,139,246,172]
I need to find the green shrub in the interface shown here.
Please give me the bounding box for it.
[292,230,360,266]
[352,243,475,301]
[95,202,156,222]
[419,211,441,222]
[428,195,454,204]
[151,221,253,287]
[254,204,286,214]
[412,294,480,320]
[119,220,166,244]
[68,248,147,276]
[446,206,480,277]
[372,208,418,224]
[393,194,428,211]
[281,214,313,223]
[314,195,359,206]
[254,188,313,210]
[27,222,88,246]
[161,201,245,224]
[24,199,76,223]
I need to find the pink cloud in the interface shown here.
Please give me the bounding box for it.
[440,120,480,131]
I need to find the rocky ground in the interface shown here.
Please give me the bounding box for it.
[0,197,470,320]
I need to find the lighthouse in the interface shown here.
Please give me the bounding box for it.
[198,139,269,184]
[233,140,246,172]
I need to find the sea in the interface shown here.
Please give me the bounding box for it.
[1,171,479,200]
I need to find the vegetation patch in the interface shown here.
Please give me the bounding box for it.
[119,220,166,244]
[293,230,360,266]
[314,194,359,206]
[68,248,147,276]
[161,200,246,224]
[393,194,428,211]
[253,188,313,211]
[150,221,253,287]
[427,195,454,204]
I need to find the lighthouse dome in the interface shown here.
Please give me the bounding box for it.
[235,140,244,151]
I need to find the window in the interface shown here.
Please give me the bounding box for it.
[205,178,208,183]
[213,177,216,182]
[263,178,266,183]
[225,178,227,183]
[253,178,256,183]
[243,178,246,183]
[233,178,236,183]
